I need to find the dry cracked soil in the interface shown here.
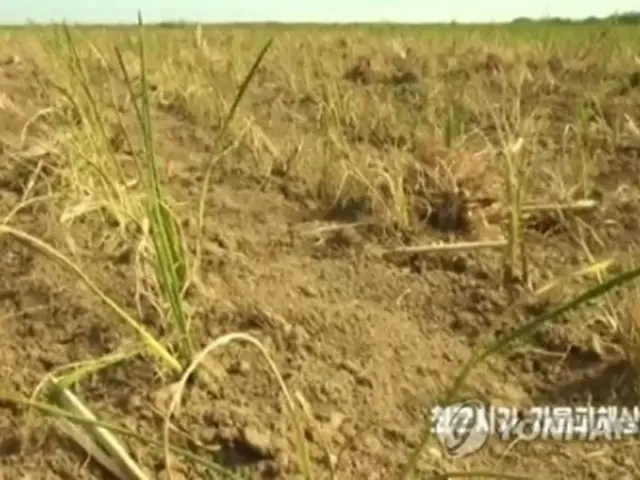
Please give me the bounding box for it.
[1,29,640,479]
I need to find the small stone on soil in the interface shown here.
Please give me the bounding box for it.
[241,425,274,458]
[228,360,251,375]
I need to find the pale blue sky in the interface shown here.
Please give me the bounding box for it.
[1,0,637,25]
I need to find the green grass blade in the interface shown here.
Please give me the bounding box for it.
[402,263,640,479]
[0,225,182,373]
[112,13,192,364]
[0,389,241,479]
[193,38,273,281]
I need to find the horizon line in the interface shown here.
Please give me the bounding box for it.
[1,17,633,28]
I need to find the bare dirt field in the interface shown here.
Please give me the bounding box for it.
[1,23,640,479]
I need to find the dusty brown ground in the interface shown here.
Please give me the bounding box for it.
[1,25,640,479]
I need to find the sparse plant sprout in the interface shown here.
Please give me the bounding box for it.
[0,14,291,480]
